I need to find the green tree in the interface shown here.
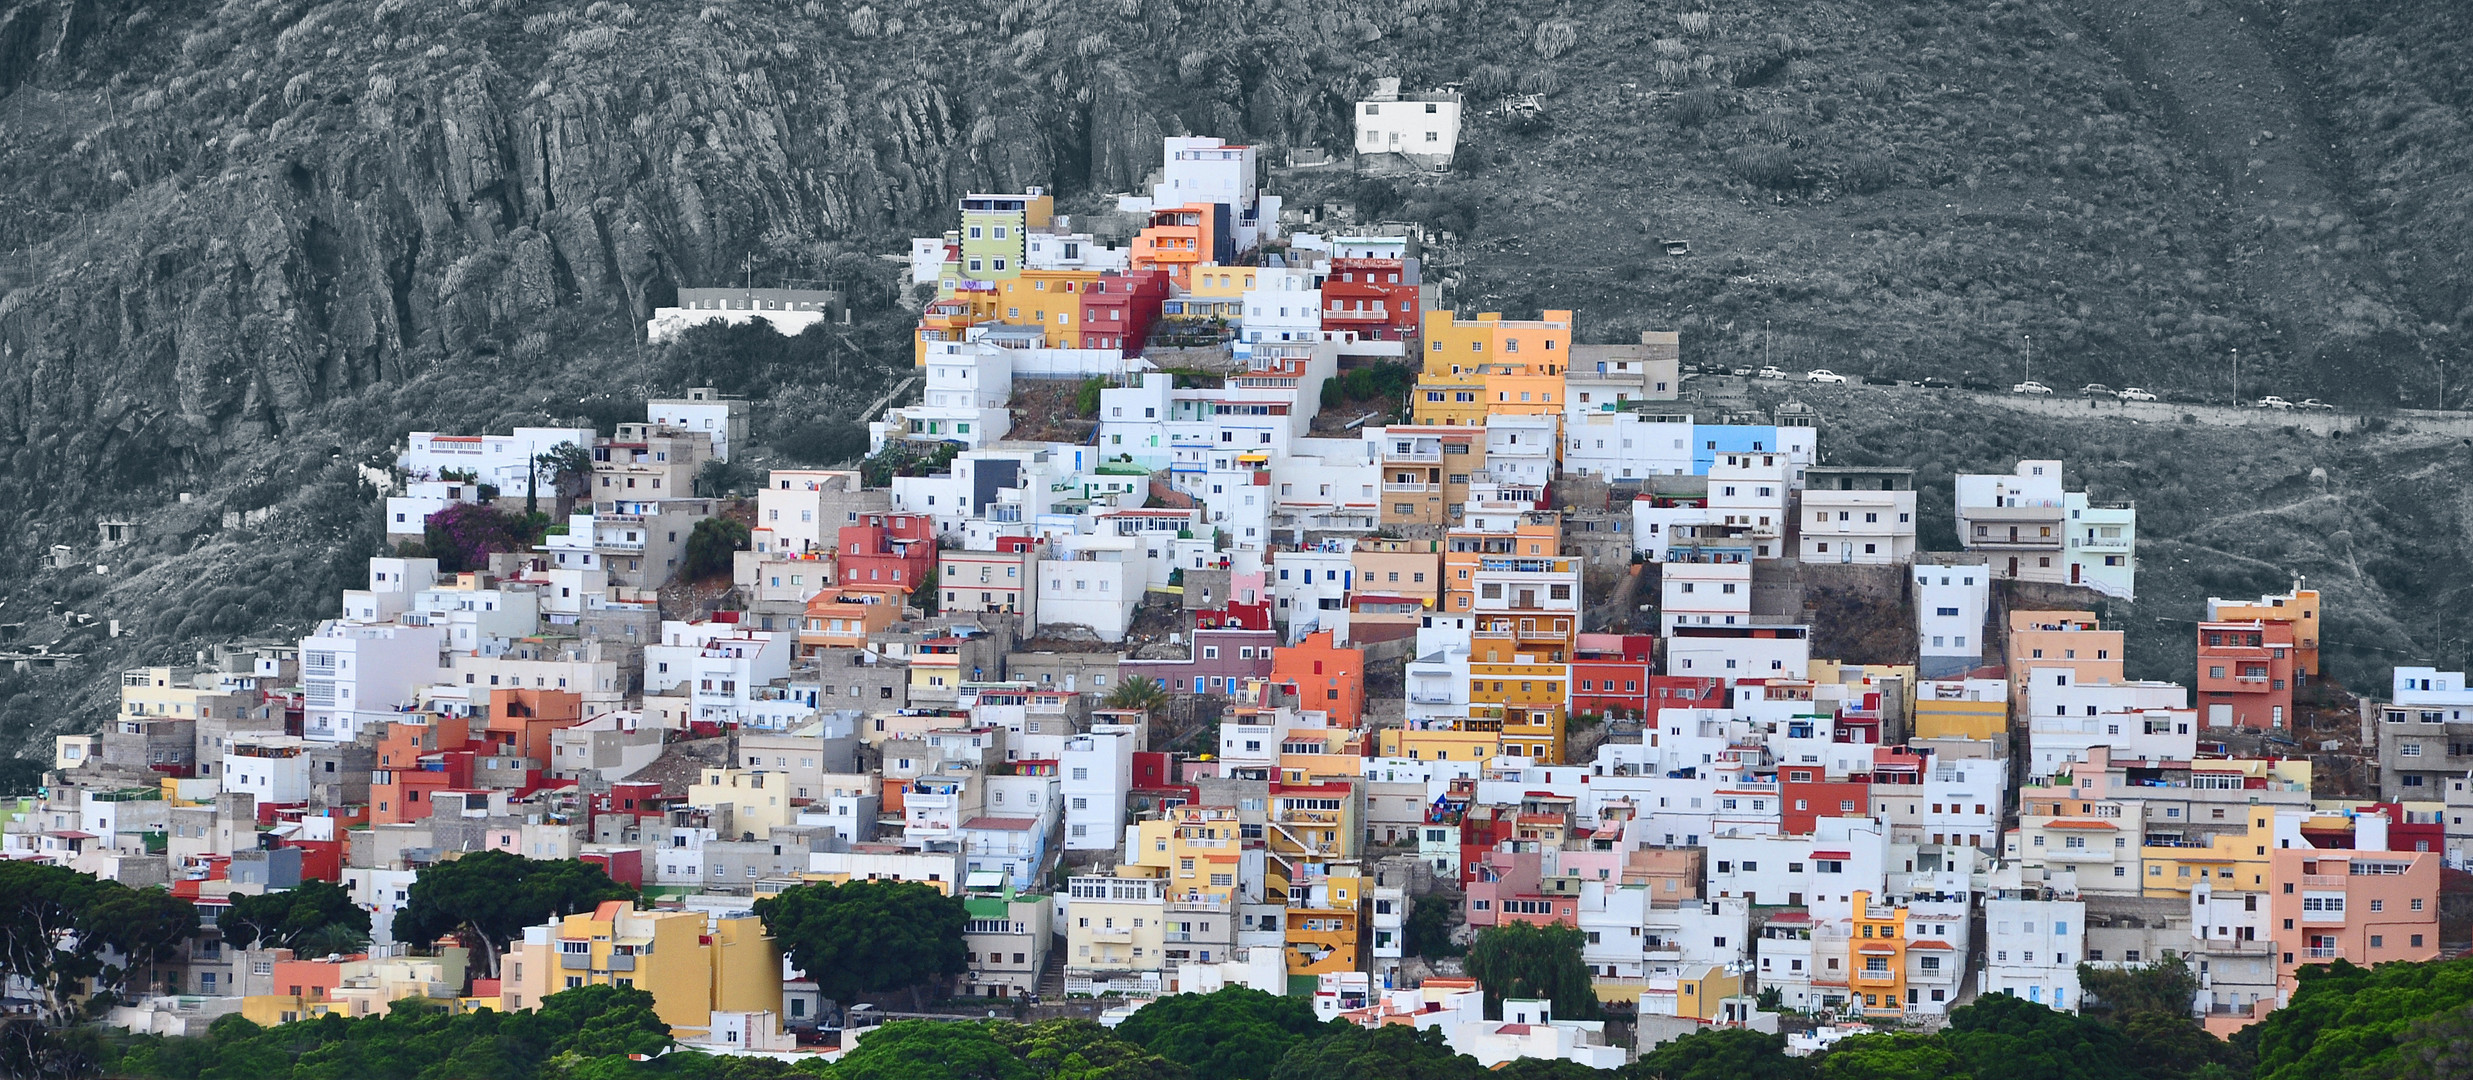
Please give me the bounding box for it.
[1817,1032,1973,1080]
[1266,1023,1488,1080]
[1104,677,1172,725]
[681,517,752,581]
[752,879,966,1009]
[2246,957,2473,1080]
[534,441,596,516]
[2118,1011,2246,1080]
[1402,892,1465,960]
[1111,986,1328,1080]
[80,882,201,999]
[1626,1027,1813,1080]
[2077,956,2200,1020]
[695,458,757,498]
[773,420,870,466]
[392,852,636,978]
[994,1019,1192,1080]
[1940,992,2132,1080]
[817,1020,1032,1080]
[220,879,371,952]
[1463,921,1600,1019]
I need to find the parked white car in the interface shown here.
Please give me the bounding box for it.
[2012,381,2053,395]
[2117,387,2157,402]
[2297,398,2337,411]
[1755,366,1788,380]
[2255,396,2295,410]
[1805,369,1848,385]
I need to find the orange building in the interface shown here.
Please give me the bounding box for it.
[990,269,1103,348]
[798,588,905,656]
[2208,585,2321,681]
[911,288,1003,366]
[1130,204,1228,289]
[371,716,478,826]
[485,688,584,765]
[1272,631,1366,728]
[2003,610,2125,706]
[1411,309,1574,426]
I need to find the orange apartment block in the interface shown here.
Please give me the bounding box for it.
[2004,610,2125,706]
[798,588,905,656]
[990,269,1103,348]
[485,688,584,765]
[912,289,1003,366]
[1412,310,1575,426]
[1131,204,1227,289]
[1272,631,1366,728]
[2209,585,2320,681]
[2269,847,2439,1001]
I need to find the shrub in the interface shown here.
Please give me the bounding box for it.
[773,419,870,465]
[1843,151,1895,194]
[1727,143,1806,190]
[1532,18,1579,59]
[681,518,750,581]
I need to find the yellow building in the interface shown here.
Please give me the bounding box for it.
[119,666,259,722]
[1914,697,2006,741]
[499,902,780,1040]
[990,269,1103,348]
[1412,310,1575,426]
[1180,264,1259,320]
[685,768,798,837]
[1130,806,1249,905]
[1470,660,1570,763]
[2140,808,2275,898]
[1849,890,1907,1017]
[1284,863,1367,978]
[1377,720,1503,765]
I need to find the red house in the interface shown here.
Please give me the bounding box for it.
[1318,258,1422,342]
[2196,619,2296,730]
[1572,634,1659,717]
[1781,766,1872,835]
[838,512,935,591]
[1079,270,1171,355]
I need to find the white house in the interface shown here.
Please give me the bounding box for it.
[1982,895,2086,1011]
[1036,535,1150,642]
[1354,80,1464,167]
[1060,725,1139,850]
[298,621,447,743]
[648,388,751,462]
[2024,669,2198,774]
[1914,560,1992,678]
[1660,561,1752,634]
[1799,468,1917,565]
[402,426,596,490]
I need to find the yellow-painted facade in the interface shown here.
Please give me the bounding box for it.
[2140,808,2274,898]
[1130,806,1248,905]
[499,903,780,1039]
[1412,310,1575,427]
[1913,698,2006,741]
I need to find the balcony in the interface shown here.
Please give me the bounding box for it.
[2304,946,2343,960]
[1384,449,1444,464]
[2301,874,2346,888]
[605,952,637,971]
[1384,482,1430,493]
[561,952,591,970]
[1852,967,1899,985]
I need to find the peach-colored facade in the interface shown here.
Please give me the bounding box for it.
[2268,847,2440,1002]
[2004,610,2125,705]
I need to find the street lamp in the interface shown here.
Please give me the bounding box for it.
[2022,334,2031,386]
[2232,348,2239,407]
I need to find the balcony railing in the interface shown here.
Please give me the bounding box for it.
[2304,946,2342,959]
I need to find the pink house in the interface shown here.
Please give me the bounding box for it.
[2268,847,2440,1004]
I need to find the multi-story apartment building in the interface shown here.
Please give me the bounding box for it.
[2209,585,2320,681]
[1799,467,1917,565]
[1914,556,1993,679]
[1982,894,2086,1011]
[2267,847,2440,1004]
[592,423,711,509]
[2195,618,2296,730]
[1412,309,1574,427]
[1366,426,1487,531]
[498,904,779,1040]
[2005,610,2126,707]
[2380,666,2473,803]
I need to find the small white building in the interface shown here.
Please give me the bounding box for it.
[1799,468,1917,565]
[1914,559,1992,678]
[1982,895,2087,1011]
[1354,80,1464,168]
[648,388,752,462]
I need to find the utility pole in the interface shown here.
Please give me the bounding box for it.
[2022,334,2031,386]
[2232,348,2240,407]
[1765,320,1771,370]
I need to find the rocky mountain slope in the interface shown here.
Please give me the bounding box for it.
[0,0,2466,757]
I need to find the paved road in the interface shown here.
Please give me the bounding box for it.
[1692,374,2473,439]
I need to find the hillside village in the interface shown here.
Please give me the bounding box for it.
[13,131,2465,1069]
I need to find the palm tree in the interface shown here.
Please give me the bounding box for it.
[1104,677,1171,726]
